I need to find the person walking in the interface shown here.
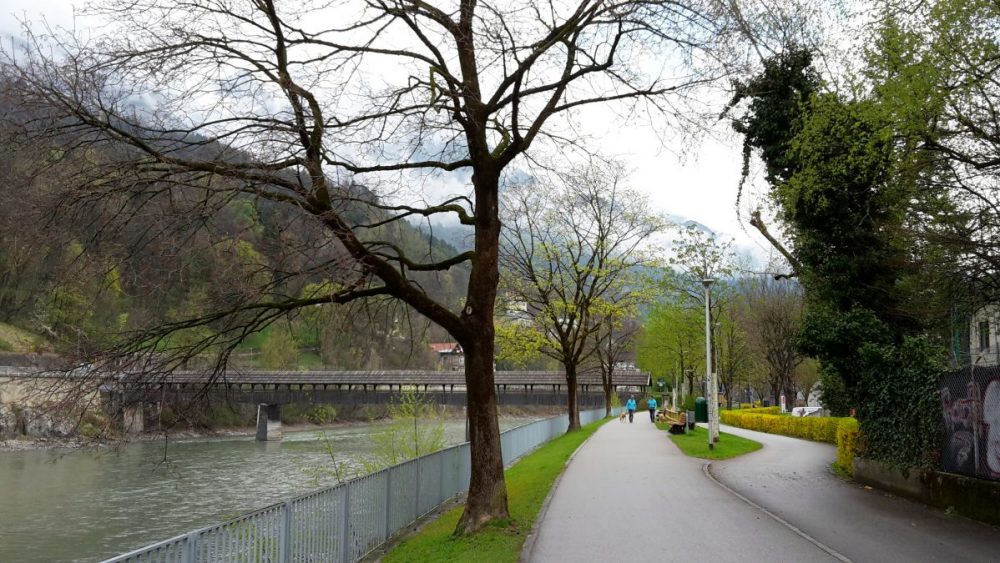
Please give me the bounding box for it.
[626,395,637,423]
[647,396,658,423]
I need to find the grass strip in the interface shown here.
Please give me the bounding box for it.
[382,416,611,563]
[658,423,762,460]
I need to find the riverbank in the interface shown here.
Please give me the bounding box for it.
[0,404,569,451]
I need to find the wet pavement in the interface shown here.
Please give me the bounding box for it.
[526,419,839,562]
[712,425,1000,563]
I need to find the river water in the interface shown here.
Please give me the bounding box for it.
[0,417,536,562]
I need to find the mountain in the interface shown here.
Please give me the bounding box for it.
[415,222,474,253]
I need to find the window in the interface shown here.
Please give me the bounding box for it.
[979,320,991,351]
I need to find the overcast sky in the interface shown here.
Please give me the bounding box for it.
[1,1,779,264]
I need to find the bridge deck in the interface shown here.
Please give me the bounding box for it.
[2,367,651,389]
[127,369,650,388]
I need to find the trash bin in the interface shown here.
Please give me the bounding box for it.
[694,396,708,423]
[686,410,696,430]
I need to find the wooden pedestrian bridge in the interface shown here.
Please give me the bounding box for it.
[0,366,651,439]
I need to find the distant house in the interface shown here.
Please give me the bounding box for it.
[972,305,1000,367]
[430,342,464,371]
[499,298,533,326]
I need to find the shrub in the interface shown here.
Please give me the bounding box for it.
[305,405,338,425]
[680,394,698,412]
[719,410,848,445]
[281,404,306,424]
[78,411,109,438]
[740,406,780,415]
[197,404,250,428]
[159,407,181,428]
[836,417,860,476]
[0,338,13,352]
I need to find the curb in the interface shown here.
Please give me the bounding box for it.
[702,461,852,562]
[518,418,608,563]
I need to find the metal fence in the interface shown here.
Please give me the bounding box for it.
[102,407,613,563]
[940,365,1000,481]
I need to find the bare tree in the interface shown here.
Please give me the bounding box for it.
[594,314,641,417]
[739,270,804,408]
[3,0,737,532]
[715,304,752,408]
[499,161,662,430]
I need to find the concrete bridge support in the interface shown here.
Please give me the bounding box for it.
[255,403,282,441]
[122,404,145,434]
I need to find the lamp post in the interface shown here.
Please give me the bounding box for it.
[702,278,716,449]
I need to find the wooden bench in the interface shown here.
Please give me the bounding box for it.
[657,410,687,434]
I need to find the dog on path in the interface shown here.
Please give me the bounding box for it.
[618,411,628,423]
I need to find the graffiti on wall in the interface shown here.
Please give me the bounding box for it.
[940,366,1000,481]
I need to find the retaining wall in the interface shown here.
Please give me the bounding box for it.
[853,458,1000,526]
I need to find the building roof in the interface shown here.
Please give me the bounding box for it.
[430,342,462,354]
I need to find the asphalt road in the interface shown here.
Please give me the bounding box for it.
[712,424,1000,562]
[526,419,839,562]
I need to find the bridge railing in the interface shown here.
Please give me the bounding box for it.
[101,407,616,563]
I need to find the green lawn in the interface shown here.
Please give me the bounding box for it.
[382,417,611,563]
[0,322,46,353]
[658,423,762,460]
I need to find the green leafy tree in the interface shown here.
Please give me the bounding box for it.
[637,299,704,399]
[730,45,945,467]
[499,161,664,430]
[260,324,300,369]
[494,319,549,370]
[362,389,446,471]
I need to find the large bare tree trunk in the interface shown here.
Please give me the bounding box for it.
[456,335,508,533]
[603,380,613,417]
[566,363,581,431]
[455,168,510,533]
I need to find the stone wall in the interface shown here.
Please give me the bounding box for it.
[0,374,98,439]
[854,458,1000,526]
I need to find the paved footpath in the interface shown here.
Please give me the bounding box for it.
[526,418,839,562]
[713,425,1000,562]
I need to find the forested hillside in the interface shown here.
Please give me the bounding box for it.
[0,78,469,369]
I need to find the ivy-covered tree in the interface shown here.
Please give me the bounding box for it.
[729,44,945,468]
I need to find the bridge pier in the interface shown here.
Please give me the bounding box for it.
[255,403,282,441]
[122,404,145,434]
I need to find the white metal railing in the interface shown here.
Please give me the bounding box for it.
[100,407,614,563]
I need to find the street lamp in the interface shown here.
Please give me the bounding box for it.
[702,278,717,449]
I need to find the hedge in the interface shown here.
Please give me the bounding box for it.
[836,417,860,476]
[733,406,780,415]
[720,411,860,475]
[720,410,840,443]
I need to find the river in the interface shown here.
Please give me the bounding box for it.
[0,417,538,562]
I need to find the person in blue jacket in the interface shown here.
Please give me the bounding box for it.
[647,396,658,422]
[625,395,637,423]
